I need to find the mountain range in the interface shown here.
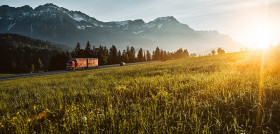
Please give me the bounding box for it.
[0,3,242,53]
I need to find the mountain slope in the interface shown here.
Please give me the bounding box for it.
[0,3,242,52]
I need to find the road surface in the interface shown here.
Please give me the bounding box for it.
[0,61,159,81]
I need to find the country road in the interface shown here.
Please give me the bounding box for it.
[0,61,159,81]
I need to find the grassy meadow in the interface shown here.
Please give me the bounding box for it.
[0,50,280,133]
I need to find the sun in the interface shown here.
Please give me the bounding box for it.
[244,20,276,49]
[253,26,272,48]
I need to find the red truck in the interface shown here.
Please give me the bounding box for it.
[66,58,98,70]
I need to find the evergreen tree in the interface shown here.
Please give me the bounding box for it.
[161,50,167,61]
[146,50,151,61]
[109,45,118,64]
[66,51,71,59]
[154,47,161,60]
[183,49,189,58]
[128,46,136,62]
[175,48,184,59]
[137,48,144,62]
[122,50,129,63]
[160,49,164,61]
[117,50,122,63]
[48,51,70,71]
[92,45,96,57]
[85,41,91,57]
[97,46,108,65]
[152,51,155,60]
[74,43,81,57]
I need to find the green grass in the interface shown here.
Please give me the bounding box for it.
[1,50,280,133]
[0,74,14,77]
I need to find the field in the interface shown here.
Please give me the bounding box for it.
[0,74,14,77]
[0,50,280,133]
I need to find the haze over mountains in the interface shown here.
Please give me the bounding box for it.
[0,3,242,53]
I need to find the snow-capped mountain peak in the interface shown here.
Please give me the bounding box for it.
[34,3,64,11]
[153,16,177,23]
[0,4,242,52]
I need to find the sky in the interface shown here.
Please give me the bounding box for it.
[1,0,280,48]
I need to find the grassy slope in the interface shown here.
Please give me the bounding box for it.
[0,51,280,133]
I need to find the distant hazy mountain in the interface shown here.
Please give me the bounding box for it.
[0,3,242,53]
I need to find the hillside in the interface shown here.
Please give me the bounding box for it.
[0,50,280,133]
[0,34,69,73]
[0,3,242,52]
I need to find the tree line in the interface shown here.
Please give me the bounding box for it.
[66,41,190,65]
[0,34,193,73]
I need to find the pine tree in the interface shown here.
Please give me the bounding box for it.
[154,47,161,60]
[137,48,144,62]
[74,43,81,58]
[92,45,96,57]
[117,50,122,63]
[153,47,161,60]
[152,51,155,60]
[175,48,184,59]
[160,50,168,61]
[183,49,189,58]
[146,50,151,61]
[85,41,91,57]
[109,45,118,64]
[129,46,136,62]
[97,46,109,65]
[122,50,129,63]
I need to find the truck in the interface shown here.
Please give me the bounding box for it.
[66,58,98,70]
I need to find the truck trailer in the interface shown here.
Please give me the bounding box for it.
[66,58,98,70]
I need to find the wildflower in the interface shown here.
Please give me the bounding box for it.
[39,110,48,119]
[60,105,63,110]
[158,90,168,98]
[33,105,37,110]
[83,116,87,121]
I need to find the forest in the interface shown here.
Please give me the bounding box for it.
[0,34,66,73]
[0,34,224,73]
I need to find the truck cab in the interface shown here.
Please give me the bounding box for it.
[66,60,76,70]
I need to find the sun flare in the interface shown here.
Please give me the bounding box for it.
[244,20,276,49]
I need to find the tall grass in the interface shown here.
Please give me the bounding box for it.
[0,50,280,133]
